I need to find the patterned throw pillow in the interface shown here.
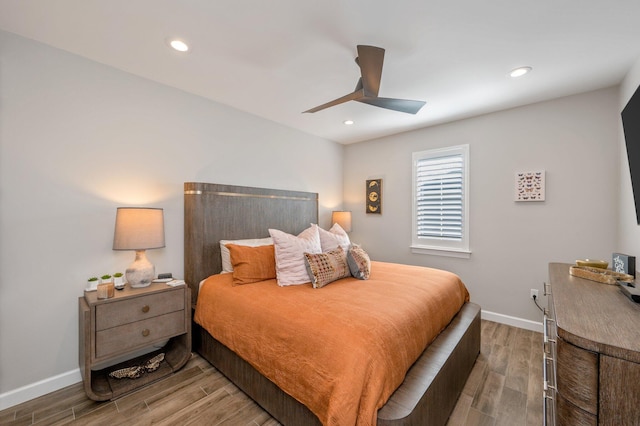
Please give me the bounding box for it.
[304,246,350,288]
[347,245,371,280]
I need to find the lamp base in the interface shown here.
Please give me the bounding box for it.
[126,250,155,288]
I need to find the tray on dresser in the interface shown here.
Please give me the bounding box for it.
[569,265,633,285]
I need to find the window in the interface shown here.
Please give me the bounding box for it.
[411,144,470,258]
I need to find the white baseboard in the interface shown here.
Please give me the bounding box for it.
[481,310,543,333]
[0,310,541,411]
[0,369,82,411]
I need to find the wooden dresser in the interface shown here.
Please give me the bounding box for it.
[544,263,640,425]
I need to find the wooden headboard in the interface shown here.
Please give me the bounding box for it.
[184,182,318,304]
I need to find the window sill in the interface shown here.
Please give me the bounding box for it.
[410,245,471,259]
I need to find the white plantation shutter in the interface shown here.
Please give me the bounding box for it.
[412,145,470,256]
[416,154,463,239]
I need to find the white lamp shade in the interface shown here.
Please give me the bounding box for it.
[332,211,352,233]
[113,208,165,250]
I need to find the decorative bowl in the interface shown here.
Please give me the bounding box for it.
[576,259,608,269]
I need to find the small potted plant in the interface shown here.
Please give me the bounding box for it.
[113,272,125,288]
[86,277,99,291]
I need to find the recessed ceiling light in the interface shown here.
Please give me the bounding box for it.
[509,66,532,78]
[344,120,354,125]
[169,39,189,52]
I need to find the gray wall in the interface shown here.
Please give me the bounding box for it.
[0,31,343,398]
[343,87,620,323]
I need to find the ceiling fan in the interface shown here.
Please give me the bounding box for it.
[304,45,426,115]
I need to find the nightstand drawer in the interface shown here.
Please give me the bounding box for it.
[95,310,185,359]
[95,288,184,331]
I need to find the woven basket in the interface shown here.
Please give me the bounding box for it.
[569,265,634,285]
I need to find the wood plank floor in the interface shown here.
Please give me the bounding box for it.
[0,320,542,425]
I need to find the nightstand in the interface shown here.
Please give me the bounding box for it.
[78,283,191,401]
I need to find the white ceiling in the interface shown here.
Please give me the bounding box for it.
[2,0,640,144]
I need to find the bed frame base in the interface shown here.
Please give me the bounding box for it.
[193,320,322,425]
[194,302,480,426]
[378,302,480,425]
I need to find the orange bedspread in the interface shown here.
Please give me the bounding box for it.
[194,261,469,426]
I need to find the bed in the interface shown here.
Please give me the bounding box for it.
[184,182,480,425]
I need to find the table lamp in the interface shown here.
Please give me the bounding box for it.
[113,207,165,288]
[331,211,352,232]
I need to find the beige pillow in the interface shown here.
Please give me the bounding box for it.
[315,223,350,252]
[304,246,350,288]
[269,226,322,286]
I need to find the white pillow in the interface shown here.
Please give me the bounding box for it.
[219,237,273,273]
[269,226,322,286]
[314,223,350,253]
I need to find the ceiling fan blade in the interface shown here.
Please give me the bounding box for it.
[304,45,424,114]
[303,88,365,113]
[356,45,384,97]
[357,97,426,114]
[354,77,363,92]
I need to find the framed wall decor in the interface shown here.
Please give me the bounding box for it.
[515,170,545,202]
[366,179,382,214]
[613,253,636,277]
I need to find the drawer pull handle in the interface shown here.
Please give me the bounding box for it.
[543,315,550,347]
[142,329,150,337]
[543,315,556,351]
[543,389,554,426]
[142,305,150,313]
[543,309,555,322]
